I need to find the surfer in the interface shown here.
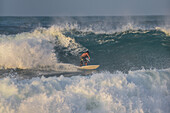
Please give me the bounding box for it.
[80,51,90,66]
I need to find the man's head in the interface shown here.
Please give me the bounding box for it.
[86,51,89,54]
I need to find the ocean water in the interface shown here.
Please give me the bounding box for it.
[0,16,170,113]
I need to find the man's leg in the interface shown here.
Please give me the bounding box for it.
[80,58,83,66]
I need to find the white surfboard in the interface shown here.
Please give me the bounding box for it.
[78,65,100,70]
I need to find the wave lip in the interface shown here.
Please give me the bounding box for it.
[156,27,170,36]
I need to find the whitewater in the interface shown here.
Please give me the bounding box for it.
[0,16,170,113]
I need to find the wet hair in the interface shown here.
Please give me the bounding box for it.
[86,51,89,54]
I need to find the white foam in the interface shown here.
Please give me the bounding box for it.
[62,22,147,34]
[0,26,83,70]
[59,21,170,36]
[156,27,170,36]
[0,68,169,113]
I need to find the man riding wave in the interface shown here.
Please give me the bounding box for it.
[80,51,90,66]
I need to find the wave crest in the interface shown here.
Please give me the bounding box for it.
[0,26,83,70]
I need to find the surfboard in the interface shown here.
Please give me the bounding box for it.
[77,65,100,70]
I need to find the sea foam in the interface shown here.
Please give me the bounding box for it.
[0,68,169,113]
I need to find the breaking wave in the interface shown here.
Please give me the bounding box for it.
[0,26,84,71]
